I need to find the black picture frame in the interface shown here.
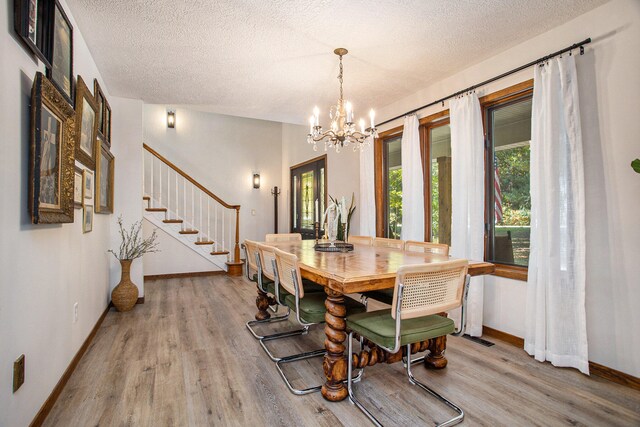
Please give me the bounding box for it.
[94,79,111,147]
[45,0,74,107]
[14,0,54,68]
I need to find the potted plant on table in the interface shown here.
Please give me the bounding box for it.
[109,216,159,312]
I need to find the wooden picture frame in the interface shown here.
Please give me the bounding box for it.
[74,76,99,169]
[29,72,75,224]
[82,205,93,233]
[45,0,73,106]
[82,168,94,206]
[96,136,114,213]
[93,79,111,146]
[73,165,83,208]
[14,0,54,68]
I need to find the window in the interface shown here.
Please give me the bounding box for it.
[290,156,326,239]
[486,96,532,268]
[383,135,402,238]
[427,122,451,245]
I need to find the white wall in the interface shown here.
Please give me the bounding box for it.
[375,0,640,377]
[280,123,361,234]
[142,219,217,276]
[109,96,144,295]
[0,0,143,425]
[143,105,284,246]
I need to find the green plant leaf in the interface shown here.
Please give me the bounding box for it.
[632,158,640,174]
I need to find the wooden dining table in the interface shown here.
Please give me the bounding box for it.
[253,239,495,402]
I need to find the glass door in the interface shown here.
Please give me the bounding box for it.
[290,156,326,240]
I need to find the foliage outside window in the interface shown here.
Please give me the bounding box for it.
[487,97,532,268]
[384,136,402,238]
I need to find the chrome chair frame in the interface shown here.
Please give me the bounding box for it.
[271,250,363,395]
[346,273,471,427]
[244,245,292,340]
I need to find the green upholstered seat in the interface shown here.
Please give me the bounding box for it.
[251,273,274,286]
[347,309,454,350]
[362,289,394,305]
[266,279,325,304]
[284,293,366,324]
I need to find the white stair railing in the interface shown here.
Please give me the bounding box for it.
[142,144,241,266]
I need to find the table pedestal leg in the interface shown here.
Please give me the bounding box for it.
[321,288,348,402]
[424,335,448,369]
[255,288,271,321]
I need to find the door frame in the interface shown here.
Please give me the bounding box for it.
[289,154,328,237]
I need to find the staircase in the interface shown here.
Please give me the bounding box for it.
[143,143,243,275]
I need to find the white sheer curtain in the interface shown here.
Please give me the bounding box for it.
[359,136,376,237]
[400,115,424,241]
[450,93,485,337]
[525,55,588,374]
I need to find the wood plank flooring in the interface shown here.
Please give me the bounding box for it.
[43,275,640,426]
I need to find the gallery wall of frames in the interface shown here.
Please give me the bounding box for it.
[17,0,115,231]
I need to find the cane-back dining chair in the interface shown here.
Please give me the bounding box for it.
[348,235,374,245]
[372,237,405,249]
[404,240,450,256]
[272,248,366,395]
[265,233,302,242]
[346,260,470,427]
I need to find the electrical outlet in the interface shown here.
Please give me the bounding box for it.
[251,209,256,216]
[13,355,25,393]
[74,302,78,323]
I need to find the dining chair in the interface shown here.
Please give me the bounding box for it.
[372,237,405,249]
[271,247,366,395]
[404,240,450,256]
[348,235,374,245]
[244,240,290,340]
[346,260,470,427]
[256,243,324,361]
[265,233,302,242]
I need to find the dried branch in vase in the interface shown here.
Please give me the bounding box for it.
[108,216,160,261]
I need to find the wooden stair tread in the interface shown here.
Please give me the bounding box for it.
[163,219,183,224]
[194,241,214,245]
[146,208,167,212]
[211,251,229,256]
[142,196,150,200]
[179,230,199,235]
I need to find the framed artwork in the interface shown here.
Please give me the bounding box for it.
[83,168,94,206]
[73,165,83,208]
[14,0,54,68]
[46,0,73,106]
[29,72,75,224]
[82,205,93,233]
[96,137,114,214]
[74,76,98,169]
[93,79,111,146]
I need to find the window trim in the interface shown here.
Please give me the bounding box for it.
[374,79,534,281]
[480,80,533,281]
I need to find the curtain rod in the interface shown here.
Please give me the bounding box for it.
[375,37,592,129]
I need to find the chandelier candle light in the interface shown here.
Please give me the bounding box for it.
[308,48,378,152]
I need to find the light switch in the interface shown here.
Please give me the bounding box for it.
[251,209,256,216]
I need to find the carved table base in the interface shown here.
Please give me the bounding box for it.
[254,287,277,321]
[350,336,446,370]
[321,289,349,402]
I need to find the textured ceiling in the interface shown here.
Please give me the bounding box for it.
[67,0,606,124]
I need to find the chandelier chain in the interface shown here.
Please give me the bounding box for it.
[338,55,344,102]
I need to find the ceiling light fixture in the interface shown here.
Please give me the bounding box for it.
[308,48,377,152]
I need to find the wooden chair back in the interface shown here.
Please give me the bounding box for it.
[373,237,404,249]
[274,248,305,298]
[256,243,278,282]
[348,235,373,246]
[404,240,449,256]
[265,233,302,242]
[243,240,260,278]
[391,260,468,320]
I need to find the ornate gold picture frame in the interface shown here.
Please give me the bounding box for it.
[74,75,98,169]
[29,72,75,224]
[93,79,111,147]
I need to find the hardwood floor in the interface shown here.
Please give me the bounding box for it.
[43,275,640,426]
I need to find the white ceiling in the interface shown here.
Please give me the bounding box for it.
[66,0,606,125]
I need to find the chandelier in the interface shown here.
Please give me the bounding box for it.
[307,48,378,152]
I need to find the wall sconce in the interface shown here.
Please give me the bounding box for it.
[167,110,176,128]
[253,173,260,189]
